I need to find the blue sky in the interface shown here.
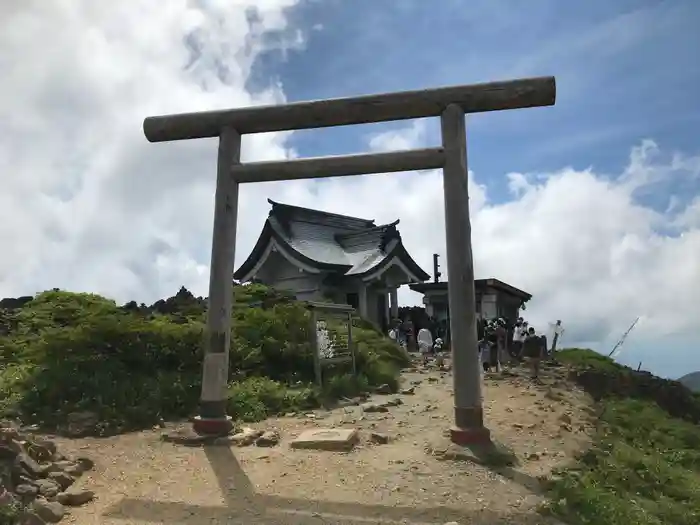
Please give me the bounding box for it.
[251,0,700,209]
[250,0,700,375]
[2,1,699,380]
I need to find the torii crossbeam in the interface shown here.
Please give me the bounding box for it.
[143,76,556,445]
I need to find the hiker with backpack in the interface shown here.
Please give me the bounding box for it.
[522,326,546,380]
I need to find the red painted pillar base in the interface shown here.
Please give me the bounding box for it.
[451,406,490,445]
[192,416,234,436]
[450,425,491,446]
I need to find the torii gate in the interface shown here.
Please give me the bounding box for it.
[143,76,556,445]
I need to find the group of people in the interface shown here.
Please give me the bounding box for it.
[389,314,551,379]
[388,319,445,364]
[417,328,444,365]
[479,317,548,379]
[388,317,448,351]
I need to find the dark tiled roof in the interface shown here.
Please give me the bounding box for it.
[234,200,430,281]
[409,278,532,301]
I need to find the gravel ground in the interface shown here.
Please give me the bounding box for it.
[52,362,590,524]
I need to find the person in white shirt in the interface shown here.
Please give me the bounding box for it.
[512,319,525,360]
[417,328,433,365]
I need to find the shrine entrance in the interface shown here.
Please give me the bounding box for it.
[142,75,556,444]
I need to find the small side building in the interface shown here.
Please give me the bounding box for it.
[409,279,532,325]
[234,200,430,331]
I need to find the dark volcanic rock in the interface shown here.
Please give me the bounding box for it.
[1,422,95,523]
[570,366,700,424]
[0,296,33,309]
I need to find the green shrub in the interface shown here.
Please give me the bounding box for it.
[556,347,624,372]
[0,498,21,525]
[0,285,407,433]
[322,373,370,399]
[227,377,319,421]
[543,348,700,525]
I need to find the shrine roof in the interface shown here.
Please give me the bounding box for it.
[233,199,430,282]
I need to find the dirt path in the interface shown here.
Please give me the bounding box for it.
[52,362,592,524]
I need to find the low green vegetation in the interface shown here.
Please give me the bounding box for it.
[544,348,700,525]
[4,290,699,525]
[0,284,409,434]
[0,500,22,525]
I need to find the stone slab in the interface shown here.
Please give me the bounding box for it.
[289,428,359,452]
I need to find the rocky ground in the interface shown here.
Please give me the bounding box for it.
[4,358,590,525]
[0,422,96,523]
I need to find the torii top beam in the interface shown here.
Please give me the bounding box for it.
[143,76,556,142]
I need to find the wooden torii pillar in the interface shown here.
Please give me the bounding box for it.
[143,76,556,443]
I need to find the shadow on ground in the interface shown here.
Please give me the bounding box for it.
[104,444,560,525]
[429,436,545,496]
[494,466,544,494]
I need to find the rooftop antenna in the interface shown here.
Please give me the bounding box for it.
[608,317,640,358]
[432,253,441,283]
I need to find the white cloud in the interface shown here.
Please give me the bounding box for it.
[245,129,700,372]
[0,0,301,301]
[2,2,699,376]
[367,120,427,153]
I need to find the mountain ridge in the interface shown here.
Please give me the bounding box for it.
[678,371,700,392]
